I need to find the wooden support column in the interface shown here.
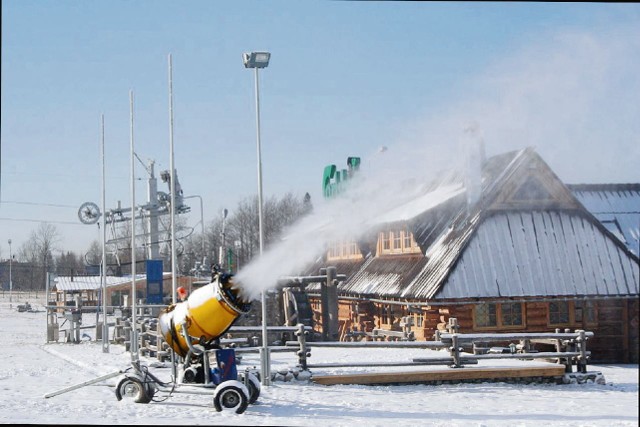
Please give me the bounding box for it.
[321,267,339,341]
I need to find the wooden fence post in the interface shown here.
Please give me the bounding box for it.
[577,329,588,373]
[295,323,309,371]
[447,317,459,334]
[450,334,462,368]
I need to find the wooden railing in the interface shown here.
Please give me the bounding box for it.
[285,318,593,374]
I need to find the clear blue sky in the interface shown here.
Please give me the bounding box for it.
[1,1,639,255]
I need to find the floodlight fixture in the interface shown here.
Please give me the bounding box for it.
[243,51,271,69]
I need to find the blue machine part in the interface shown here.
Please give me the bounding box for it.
[210,348,238,385]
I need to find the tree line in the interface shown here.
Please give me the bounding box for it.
[0,192,312,291]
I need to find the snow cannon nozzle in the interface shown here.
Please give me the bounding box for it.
[217,274,252,315]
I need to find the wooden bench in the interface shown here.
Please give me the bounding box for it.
[311,365,567,386]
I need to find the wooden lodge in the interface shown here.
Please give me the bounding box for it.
[300,148,639,363]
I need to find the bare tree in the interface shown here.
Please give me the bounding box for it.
[18,223,60,290]
[54,250,84,276]
[84,240,102,267]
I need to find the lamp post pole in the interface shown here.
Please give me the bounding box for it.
[101,114,109,353]
[8,239,12,309]
[243,51,271,386]
[255,66,269,386]
[219,208,228,269]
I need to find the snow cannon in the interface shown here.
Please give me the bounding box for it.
[158,272,251,358]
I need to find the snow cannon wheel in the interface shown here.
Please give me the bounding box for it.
[115,375,153,404]
[212,380,249,414]
[239,372,261,404]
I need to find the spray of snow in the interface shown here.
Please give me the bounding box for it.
[235,146,465,299]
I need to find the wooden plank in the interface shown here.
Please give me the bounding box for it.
[311,366,566,386]
[309,358,478,369]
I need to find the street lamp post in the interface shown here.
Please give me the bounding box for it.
[243,50,271,386]
[8,239,12,309]
[219,208,228,269]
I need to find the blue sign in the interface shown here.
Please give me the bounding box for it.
[146,260,164,304]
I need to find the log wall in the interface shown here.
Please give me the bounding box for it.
[309,295,639,363]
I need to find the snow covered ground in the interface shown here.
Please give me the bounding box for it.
[0,294,637,426]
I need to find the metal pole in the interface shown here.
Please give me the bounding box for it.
[129,90,138,362]
[44,370,124,399]
[8,239,12,309]
[222,212,226,269]
[199,198,204,258]
[146,160,160,260]
[168,53,178,381]
[254,66,270,386]
[168,54,177,305]
[219,209,227,267]
[45,271,49,342]
[101,114,109,352]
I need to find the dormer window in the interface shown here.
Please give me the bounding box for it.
[377,228,421,255]
[327,240,363,261]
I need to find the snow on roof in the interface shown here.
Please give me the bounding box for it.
[53,273,172,291]
[369,183,466,225]
[569,183,640,256]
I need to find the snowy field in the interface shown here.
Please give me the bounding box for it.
[0,294,637,426]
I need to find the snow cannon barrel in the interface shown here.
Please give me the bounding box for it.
[158,273,251,358]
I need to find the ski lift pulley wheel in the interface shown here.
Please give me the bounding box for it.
[78,202,101,225]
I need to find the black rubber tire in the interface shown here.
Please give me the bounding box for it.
[115,377,152,404]
[243,373,261,404]
[144,382,156,402]
[213,385,249,414]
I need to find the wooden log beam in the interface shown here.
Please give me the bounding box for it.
[439,332,593,343]
[285,340,445,349]
[311,366,567,386]
[468,351,589,361]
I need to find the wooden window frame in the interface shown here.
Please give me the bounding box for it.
[474,302,498,329]
[393,232,401,251]
[378,228,422,256]
[574,300,597,326]
[473,302,526,331]
[501,302,524,327]
[548,300,571,327]
[547,300,598,328]
[327,239,363,261]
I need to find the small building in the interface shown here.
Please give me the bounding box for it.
[302,148,639,363]
[51,273,201,309]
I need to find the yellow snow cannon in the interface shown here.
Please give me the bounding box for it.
[158,272,251,358]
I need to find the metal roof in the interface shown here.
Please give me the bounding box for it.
[53,273,170,291]
[569,184,640,256]
[430,211,639,300]
[340,255,428,296]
